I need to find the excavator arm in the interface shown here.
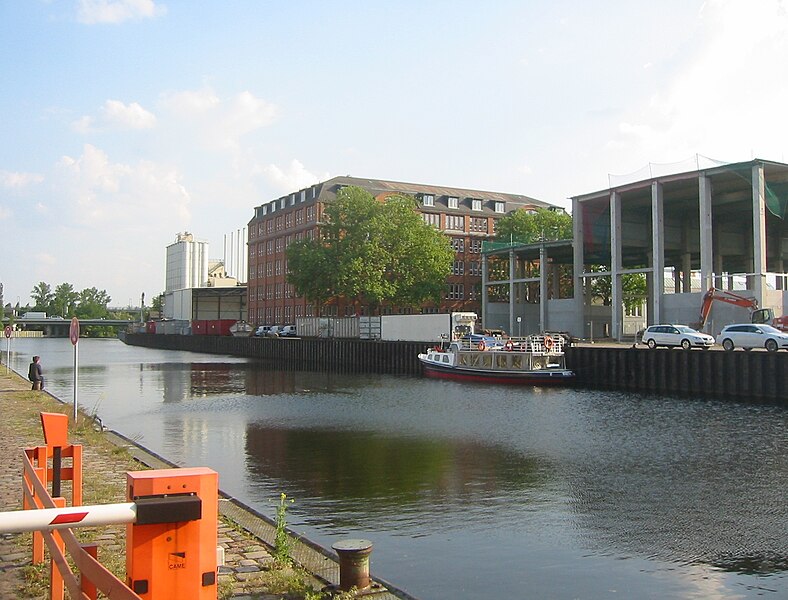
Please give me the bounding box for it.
[698,288,759,329]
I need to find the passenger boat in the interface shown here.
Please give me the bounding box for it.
[418,334,575,385]
[229,320,254,337]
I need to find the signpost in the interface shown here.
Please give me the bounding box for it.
[4,326,11,375]
[69,318,79,421]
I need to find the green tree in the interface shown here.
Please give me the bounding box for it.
[30,282,54,312]
[494,207,572,244]
[286,186,453,312]
[587,266,648,311]
[52,283,79,317]
[76,287,111,319]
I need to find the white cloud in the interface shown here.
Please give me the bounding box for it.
[608,0,788,164]
[73,100,156,133]
[55,143,190,224]
[1,170,44,189]
[160,87,277,150]
[260,159,329,193]
[77,0,166,24]
[0,206,10,220]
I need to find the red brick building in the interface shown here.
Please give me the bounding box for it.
[247,176,555,325]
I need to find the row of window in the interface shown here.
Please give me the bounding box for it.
[253,230,315,259]
[252,206,316,238]
[254,187,319,220]
[249,283,296,300]
[452,261,482,276]
[450,238,483,253]
[250,283,478,307]
[423,213,489,233]
[421,194,506,213]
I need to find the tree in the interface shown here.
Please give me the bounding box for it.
[286,186,454,312]
[76,287,111,319]
[494,207,572,244]
[52,283,79,318]
[30,282,54,312]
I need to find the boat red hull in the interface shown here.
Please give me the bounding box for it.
[421,363,574,386]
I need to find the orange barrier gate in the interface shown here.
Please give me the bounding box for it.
[15,412,219,600]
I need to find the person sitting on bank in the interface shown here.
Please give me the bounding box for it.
[28,356,44,391]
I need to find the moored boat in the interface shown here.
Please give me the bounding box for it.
[229,320,254,337]
[418,334,575,385]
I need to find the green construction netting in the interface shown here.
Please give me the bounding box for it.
[765,182,787,219]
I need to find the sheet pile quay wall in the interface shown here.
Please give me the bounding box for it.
[122,334,786,403]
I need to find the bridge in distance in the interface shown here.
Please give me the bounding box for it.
[3,317,136,337]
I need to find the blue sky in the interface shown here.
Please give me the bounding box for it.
[1,0,787,308]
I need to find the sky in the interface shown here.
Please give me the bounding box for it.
[1,0,787,309]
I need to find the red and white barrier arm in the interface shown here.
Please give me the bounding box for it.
[0,502,137,534]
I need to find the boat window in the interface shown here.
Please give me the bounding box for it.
[442,356,450,363]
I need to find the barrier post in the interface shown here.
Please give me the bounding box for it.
[50,497,66,600]
[80,543,98,600]
[126,467,218,599]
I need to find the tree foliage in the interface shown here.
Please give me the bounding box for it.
[286,186,454,311]
[494,207,572,243]
[28,281,111,318]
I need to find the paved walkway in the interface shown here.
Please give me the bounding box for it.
[0,369,321,599]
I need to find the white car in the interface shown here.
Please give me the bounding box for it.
[641,324,715,350]
[716,323,788,352]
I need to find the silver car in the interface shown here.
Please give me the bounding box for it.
[641,324,715,350]
[716,323,788,352]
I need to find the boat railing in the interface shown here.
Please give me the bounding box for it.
[450,334,565,354]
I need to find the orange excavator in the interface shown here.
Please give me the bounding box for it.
[698,287,788,332]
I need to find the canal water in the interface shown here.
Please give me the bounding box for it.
[5,338,787,599]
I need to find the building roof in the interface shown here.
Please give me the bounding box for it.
[250,175,558,222]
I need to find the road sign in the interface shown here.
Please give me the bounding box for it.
[4,326,11,339]
[69,317,80,346]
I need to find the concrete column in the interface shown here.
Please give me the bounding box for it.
[572,198,585,337]
[699,174,713,292]
[751,163,767,305]
[481,254,489,327]
[540,244,548,332]
[610,191,622,340]
[682,253,692,293]
[509,249,516,335]
[651,182,664,325]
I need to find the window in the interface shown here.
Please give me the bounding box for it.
[276,216,283,231]
[468,261,481,276]
[258,244,264,257]
[276,284,283,299]
[494,201,505,213]
[300,190,306,202]
[446,284,464,300]
[267,240,274,255]
[267,220,274,234]
[446,215,464,230]
[422,213,440,228]
[450,238,465,252]
[469,239,482,253]
[275,238,283,253]
[284,306,292,321]
[285,213,293,228]
[290,194,296,206]
[472,199,482,211]
[470,217,487,233]
[280,198,286,210]
[296,209,304,225]
[306,206,315,221]
[295,305,304,318]
[270,201,276,213]
[276,260,282,275]
[452,261,465,275]
[266,263,273,277]
[422,194,434,207]
[275,307,282,321]
[448,196,459,209]
[261,205,268,216]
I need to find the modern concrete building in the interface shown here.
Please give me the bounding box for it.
[246,176,560,326]
[482,158,788,339]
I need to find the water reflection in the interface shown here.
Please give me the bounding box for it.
[244,424,551,530]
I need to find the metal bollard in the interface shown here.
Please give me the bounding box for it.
[332,539,373,591]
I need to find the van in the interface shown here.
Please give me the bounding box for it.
[279,325,297,337]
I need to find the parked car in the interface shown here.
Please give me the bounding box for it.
[267,325,282,337]
[715,323,788,352]
[279,325,297,337]
[641,324,715,350]
[254,325,272,337]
